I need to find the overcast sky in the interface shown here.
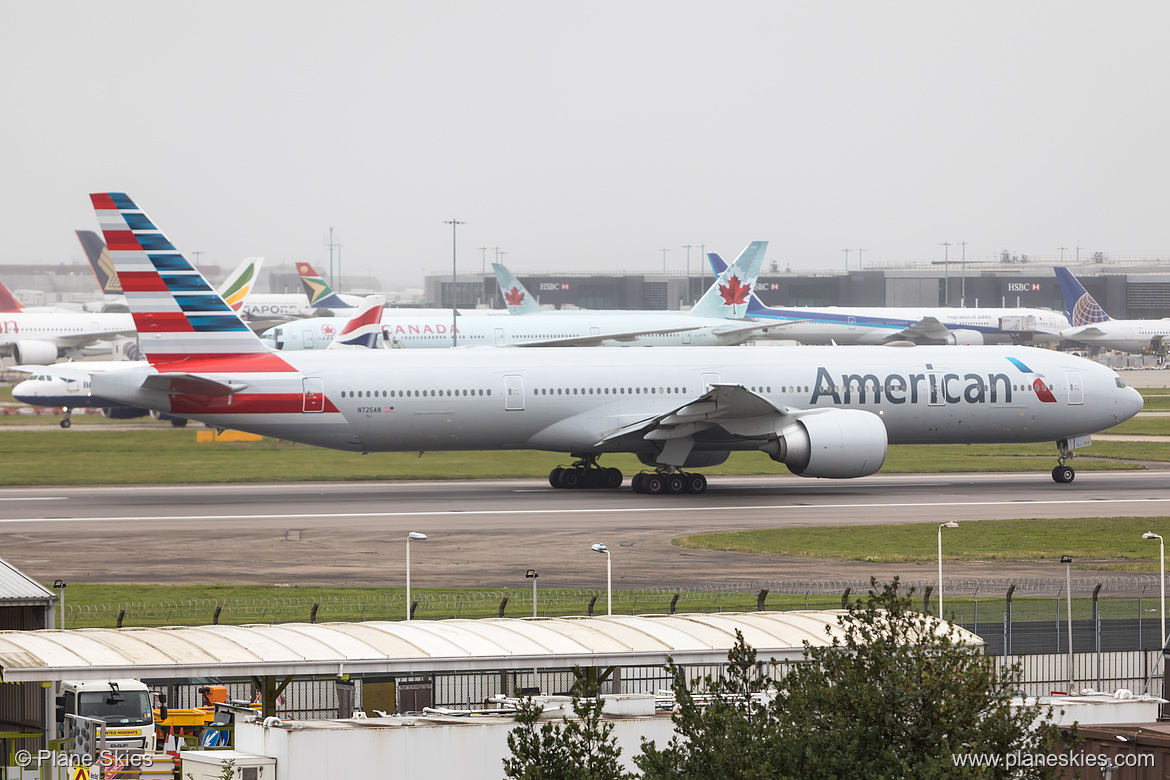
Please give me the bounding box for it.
[1,2,1167,289]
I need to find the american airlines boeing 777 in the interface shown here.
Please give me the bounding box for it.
[87,193,1142,493]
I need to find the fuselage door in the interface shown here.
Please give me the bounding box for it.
[1066,371,1083,405]
[848,316,857,331]
[701,372,720,392]
[504,375,525,411]
[303,330,315,349]
[494,327,505,345]
[927,373,945,406]
[302,377,325,413]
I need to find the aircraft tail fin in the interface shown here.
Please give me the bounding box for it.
[217,257,265,312]
[689,241,767,319]
[76,229,122,294]
[296,262,354,310]
[0,278,23,312]
[90,192,289,369]
[493,263,544,314]
[328,295,386,350]
[1055,266,1111,326]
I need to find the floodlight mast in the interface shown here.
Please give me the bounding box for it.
[591,544,611,616]
[406,532,428,621]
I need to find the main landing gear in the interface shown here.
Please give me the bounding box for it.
[631,468,708,495]
[548,457,623,490]
[1052,439,1076,484]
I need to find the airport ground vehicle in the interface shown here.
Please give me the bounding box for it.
[56,679,156,751]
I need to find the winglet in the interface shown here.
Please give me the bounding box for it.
[1054,267,1110,326]
[493,263,544,314]
[329,295,386,349]
[89,192,291,371]
[296,262,354,310]
[689,241,767,320]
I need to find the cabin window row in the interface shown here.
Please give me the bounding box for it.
[533,387,688,396]
[340,389,493,398]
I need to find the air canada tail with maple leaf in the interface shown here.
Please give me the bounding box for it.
[492,263,545,314]
[688,241,767,320]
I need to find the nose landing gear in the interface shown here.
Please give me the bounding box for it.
[1052,439,1076,484]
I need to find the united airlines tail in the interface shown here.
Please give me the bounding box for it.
[90,192,291,370]
[1054,267,1111,326]
[296,262,355,310]
[688,241,766,319]
[328,295,386,349]
[492,264,544,314]
[76,229,122,294]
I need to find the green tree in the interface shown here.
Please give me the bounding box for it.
[638,579,1061,779]
[503,678,635,780]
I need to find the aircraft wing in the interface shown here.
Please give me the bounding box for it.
[141,373,248,396]
[1064,325,1108,338]
[594,383,794,447]
[508,325,707,347]
[55,329,138,348]
[890,316,951,343]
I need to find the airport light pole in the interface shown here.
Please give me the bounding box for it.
[526,570,539,617]
[1061,554,1074,692]
[406,532,428,621]
[682,245,693,305]
[591,543,611,616]
[842,248,850,273]
[52,580,66,629]
[1144,532,1165,656]
[444,219,465,346]
[660,248,669,274]
[857,248,865,272]
[940,242,951,306]
[479,246,488,306]
[937,522,958,617]
[959,241,967,307]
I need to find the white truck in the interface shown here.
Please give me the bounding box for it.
[56,680,157,751]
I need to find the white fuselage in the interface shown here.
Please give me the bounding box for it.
[1062,320,1170,355]
[92,345,1141,459]
[0,311,135,359]
[262,311,763,350]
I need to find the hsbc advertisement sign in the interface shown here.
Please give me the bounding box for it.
[1007,282,1042,292]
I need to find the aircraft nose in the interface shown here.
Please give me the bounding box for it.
[11,381,35,404]
[1126,386,1145,419]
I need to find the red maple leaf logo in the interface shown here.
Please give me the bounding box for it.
[504,286,526,306]
[719,275,750,306]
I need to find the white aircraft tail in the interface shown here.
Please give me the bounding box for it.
[688,241,767,319]
[493,263,544,314]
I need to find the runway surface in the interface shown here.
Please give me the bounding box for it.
[3,470,1169,590]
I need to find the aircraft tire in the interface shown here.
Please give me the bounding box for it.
[666,475,686,494]
[59,419,71,429]
[1052,465,1075,484]
[579,469,600,489]
[684,473,708,494]
[631,473,646,493]
[604,468,623,489]
[549,467,564,489]
[560,469,581,489]
[643,474,666,495]
[171,418,188,428]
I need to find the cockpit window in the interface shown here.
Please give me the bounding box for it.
[1115,377,1127,388]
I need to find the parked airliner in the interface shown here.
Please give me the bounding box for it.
[259,244,772,349]
[1056,267,1170,356]
[708,253,1070,345]
[88,193,1142,493]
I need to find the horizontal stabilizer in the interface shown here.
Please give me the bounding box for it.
[141,373,249,396]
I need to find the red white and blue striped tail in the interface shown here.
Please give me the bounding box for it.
[328,295,385,350]
[90,193,291,371]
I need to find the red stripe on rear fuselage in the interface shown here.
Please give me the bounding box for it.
[149,352,296,373]
[168,392,339,415]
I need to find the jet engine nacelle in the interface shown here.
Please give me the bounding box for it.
[637,451,730,468]
[12,340,59,364]
[760,409,887,479]
[101,406,150,420]
[944,329,984,346]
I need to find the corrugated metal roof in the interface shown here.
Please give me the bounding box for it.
[0,558,55,605]
[0,611,979,683]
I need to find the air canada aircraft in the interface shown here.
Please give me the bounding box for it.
[260,244,771,349]
[88,193,1142,493]
[708,253,1070,345]
[1056,266,1170,356]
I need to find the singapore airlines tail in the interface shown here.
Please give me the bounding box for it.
[327,295,386,350]
[1055,267,1112,326]
[493,264,545,314]
[296,262,356,310]
[90,192,291,371]
[77,229,122,294]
